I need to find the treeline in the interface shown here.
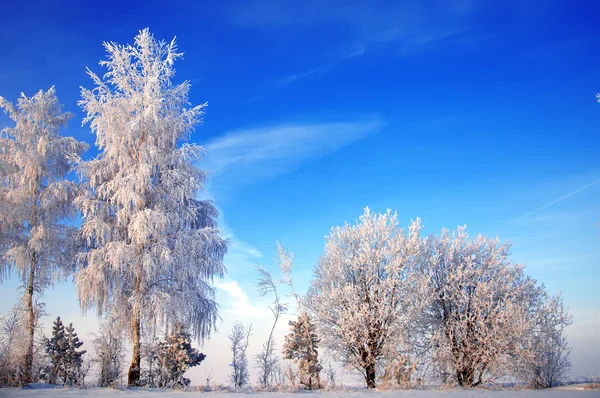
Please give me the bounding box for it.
[0,312,205,388]
[225,211,571,391]
[0,28,573,391]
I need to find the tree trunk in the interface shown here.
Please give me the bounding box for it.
[457,367,475,387]
[22,254,36,385]
[128,308,141,386]
[365,362,376,389]
[128,257,143,387]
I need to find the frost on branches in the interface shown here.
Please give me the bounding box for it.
[0,87,87,384]
[254,264,287,389]
[44,317,86,386]
[92,317,125,387]
[75,28,228,386]
[153,324,206,388]
[228,322,252,389]
[0,300,48,386]
[307,208,425,389]
[283,312,322,390]
[519,292,572,388]
[279,243,322,390]
[420,227,542,387]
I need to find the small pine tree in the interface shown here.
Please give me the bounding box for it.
[64,323,86,386]
[44,318,86,386]
[283,312,322,390]
[44,317,67,384]
[156,325,205,388]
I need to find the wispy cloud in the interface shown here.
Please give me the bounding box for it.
[203,118,383,183]
[274,25,472,87]
[215,279,270,319]
[242,95,265,104]
[276,45,367,87]
[277,65,333,86]
[230,0,479,95]
[508,178,600,225]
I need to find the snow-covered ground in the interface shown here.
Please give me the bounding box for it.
[2,385,600,398]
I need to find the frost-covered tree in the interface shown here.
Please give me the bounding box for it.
[0,315,48,387]
[64,322,86,386]
[140,328,161,387]
[44,317,67,384]
[229,321,252,388]
[283,312,322,389]
[307,208,424,389]
[519,292,572,388]
[420,227,540,387]
[75,29,228,386]
[93,316,125,387]
[0,300,48,386]
[44,317,86,386]
[154,324,205,388]
[254,264,287,389]
[0,310,24,386]
[278,243,322,390]
[0,88,87,383]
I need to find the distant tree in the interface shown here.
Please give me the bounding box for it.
[75,28,228,386]
[519,292,572,388]
[154,324,205,388]
[254,264,287,389]
[307,208,424,389]
[228,321,252,388]
[278,243,321,389]
[420,227,541,387]
[323,362,338,389]
[140,328,161,387]
[63,322,86,386]
[44,317,86,386]
[44,317,67,384]
[92,316,125,387]
[283,312,322,389]
[0,88,87,383]
[78,353,93,387]
[0,310,22,386]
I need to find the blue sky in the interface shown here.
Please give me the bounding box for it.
[1,0,599,383]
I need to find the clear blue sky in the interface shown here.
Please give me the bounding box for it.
[0,0,599,382]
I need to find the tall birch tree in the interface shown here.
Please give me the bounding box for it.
[76,29,228,386]
[0,88,87,384]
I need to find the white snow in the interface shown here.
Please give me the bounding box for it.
[2,386,600,398]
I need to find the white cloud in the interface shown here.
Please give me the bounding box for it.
[215,279,270,319]
[203,118,383,183]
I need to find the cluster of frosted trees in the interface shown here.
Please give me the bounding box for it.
[226,210,571,391]
[305,208,572,389]
[0,29,227,387]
